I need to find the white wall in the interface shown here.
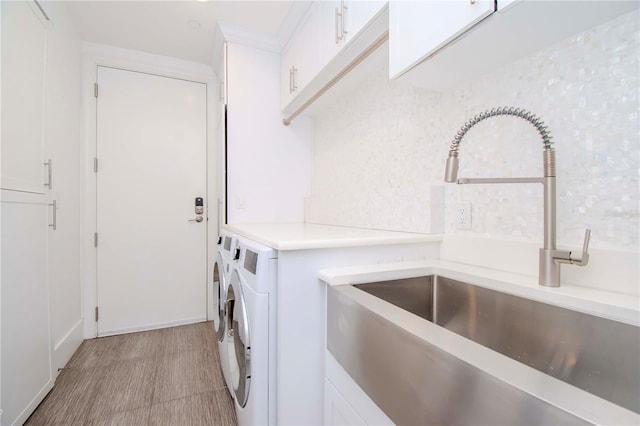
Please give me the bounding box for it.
[305,11,639,295]
[226,42,312,224]
[39,1,84,372]
[306,11,639,252]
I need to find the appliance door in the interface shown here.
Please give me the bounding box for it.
[214,252,226,341]
[227,269,251,407]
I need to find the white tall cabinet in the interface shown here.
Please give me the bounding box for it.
[1,1,82,424]
[1,1,55,424]
[213,24,312,225]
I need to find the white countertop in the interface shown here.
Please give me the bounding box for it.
[223,222,442,251]
[319,260,640,425]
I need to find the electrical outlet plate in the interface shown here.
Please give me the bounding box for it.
[456,202,471,230]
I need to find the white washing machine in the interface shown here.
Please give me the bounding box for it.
[214,230,239,398]
[225,236,277,425]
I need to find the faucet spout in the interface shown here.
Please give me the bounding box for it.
[444,150,459,183]
[444,107,590,287]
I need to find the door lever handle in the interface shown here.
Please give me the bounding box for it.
[188,216,203,223]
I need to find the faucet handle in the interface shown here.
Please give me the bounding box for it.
[571,229,591,266]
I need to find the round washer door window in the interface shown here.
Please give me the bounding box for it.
[227,270,251,407]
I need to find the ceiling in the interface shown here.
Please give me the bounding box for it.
[66,0,293,65]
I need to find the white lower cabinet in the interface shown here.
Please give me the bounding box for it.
[325,351,394,426]
[325,379,366,426]
[1,191,54,426]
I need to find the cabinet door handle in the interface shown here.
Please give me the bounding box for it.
[219,80,225,103]
[289,67,293,94]
[49,200,57,231]
[341,0,348,38]
[43,159,52,189]
[292,67,298,91]
[335,7,341,44]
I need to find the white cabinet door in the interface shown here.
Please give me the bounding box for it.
[389,0,495,79]
[344,1,387,45]
[280,40,296,109]
[1,191,54,426]
[325,379,366,426]
[318,0,343,71]
[318,1,387,71]
[216,42,227,106]
[1,1,49,193]
[281,0,387,111]
[281,3,320,109]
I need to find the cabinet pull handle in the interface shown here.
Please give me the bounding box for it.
[43,159,52,189]
[49,200,57,231]
[292,67,298,91]
[219,80,225,103]
[470,0,476,4]
[289,67,293,94]
[335,7,341,44]
[341,0,348,38]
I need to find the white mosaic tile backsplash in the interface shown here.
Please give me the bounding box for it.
[305,11,639,252]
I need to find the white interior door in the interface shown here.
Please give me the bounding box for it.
[96,66,207,336]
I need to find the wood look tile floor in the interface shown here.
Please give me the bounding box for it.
[26,322,237,426]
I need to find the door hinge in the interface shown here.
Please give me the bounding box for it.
[94,232,98,248]
[94,83,98,98]
[95,306,99,322]
[93,157,98,173]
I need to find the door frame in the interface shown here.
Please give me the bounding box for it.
[80,43,219,338]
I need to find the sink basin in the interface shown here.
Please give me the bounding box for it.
[327,275,640,425]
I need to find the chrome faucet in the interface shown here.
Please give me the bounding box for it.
[444,107,590,287]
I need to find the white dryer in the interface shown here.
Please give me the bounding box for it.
[225,236,277,425]
[214,230,239,397]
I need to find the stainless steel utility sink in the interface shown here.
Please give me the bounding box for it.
[327,275,640,425]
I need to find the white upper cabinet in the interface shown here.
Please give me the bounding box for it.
[347,1,388,44]
[281,1,387,112]
[389,0,639,91]
[1,0,50,193]
[389,0,495,79]
[281,3,320,109]
[317,0,343,70]
[318,0,387,71]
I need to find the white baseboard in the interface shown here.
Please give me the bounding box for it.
[13,378,54,426]
[53,319,84,374]
[97,316,207,337]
